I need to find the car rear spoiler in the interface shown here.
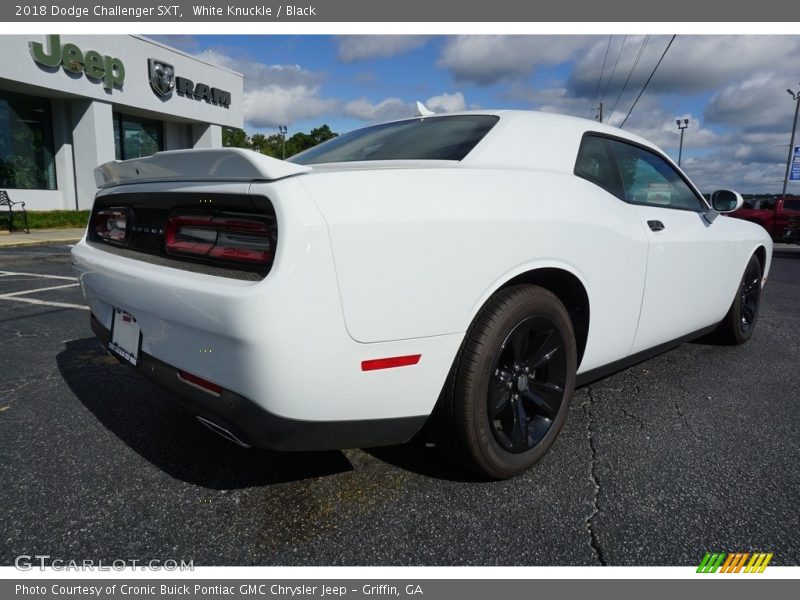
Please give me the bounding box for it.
[94,148,312,189]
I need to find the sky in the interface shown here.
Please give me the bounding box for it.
[152,34,800,194]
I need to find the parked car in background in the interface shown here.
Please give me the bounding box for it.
[729,195,800,242]
[71,110,772,479]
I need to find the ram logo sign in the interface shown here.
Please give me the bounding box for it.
[697,552,773,573]
[176,75,231,108]
[148,59,175,98]
[147,58,231,109]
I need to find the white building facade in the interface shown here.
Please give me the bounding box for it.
[0,34,243,210]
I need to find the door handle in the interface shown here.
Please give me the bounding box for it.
[647,220,665,232]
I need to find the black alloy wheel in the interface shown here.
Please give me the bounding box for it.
[739,257,762,334]
[436,285,577,479]
[714,252,763,345]
[488,317,567,453]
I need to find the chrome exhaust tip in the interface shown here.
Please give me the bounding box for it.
[195,416,251,448]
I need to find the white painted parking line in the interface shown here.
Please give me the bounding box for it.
[0,281,87,311]
[0,283,80,297]
[0,270,77,281]
[0,296,88,310]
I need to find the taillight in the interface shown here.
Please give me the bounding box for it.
[165,213,272,265]
[94,208,129,244]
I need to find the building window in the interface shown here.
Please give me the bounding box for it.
[114,113,163,160]
[0,90,56,190]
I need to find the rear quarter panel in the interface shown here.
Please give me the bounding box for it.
[301,166,651,374]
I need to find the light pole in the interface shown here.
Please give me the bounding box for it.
[278,125,288,159]
[676,118,689,166]
[782,87,800,198]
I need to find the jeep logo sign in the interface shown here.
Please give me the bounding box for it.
[29,35,124,91]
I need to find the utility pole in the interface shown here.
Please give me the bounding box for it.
[782,87,800,198]
[278,125,288,160]
[596,102,604,123]
[676,118,689,167]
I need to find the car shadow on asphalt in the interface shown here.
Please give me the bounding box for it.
[363,442,487,483]
[56,337,354,489]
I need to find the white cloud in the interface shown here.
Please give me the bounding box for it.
[438,36,593,85]
[336,36,429,62]
[198,50,324,90]
[705,73,799,133]
[569,35,800,97]
[618,110,720,151]
[150,35,201,53]
[343,97,411,122]
[425,92,466,112]
[500,84,595,118]
[680,151,788,194]
[242,89,338,129]
[196,50,338,128]
[344,92,469,123]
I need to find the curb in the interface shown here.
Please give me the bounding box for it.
[0,235,83,249]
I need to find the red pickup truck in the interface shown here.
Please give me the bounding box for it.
[728,195,800,242]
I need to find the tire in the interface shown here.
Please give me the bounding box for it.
[715,253,763,345]
[436,285,577,479]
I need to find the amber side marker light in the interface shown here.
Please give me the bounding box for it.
[361,354,422,371]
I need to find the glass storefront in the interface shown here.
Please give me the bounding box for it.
[0,90,56,190]
[114,112,163,160]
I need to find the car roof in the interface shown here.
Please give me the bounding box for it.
[431,109,662,174]
[293,109,669,175]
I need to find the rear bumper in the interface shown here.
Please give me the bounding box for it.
[72,233,462,424]
[90,314,427,451]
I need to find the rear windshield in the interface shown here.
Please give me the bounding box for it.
[288,115,499,165]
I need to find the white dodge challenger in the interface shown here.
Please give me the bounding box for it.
[71,110,772,478]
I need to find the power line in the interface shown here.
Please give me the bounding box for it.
[599,35,627,109]
[590,35,613,117]
[609,35,650,120]
[620,35,677,129]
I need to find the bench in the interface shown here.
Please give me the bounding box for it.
[0,190,30,233]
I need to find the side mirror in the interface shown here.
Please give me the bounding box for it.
[711,189,743,213]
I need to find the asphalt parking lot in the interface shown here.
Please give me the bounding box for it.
[1,243,798,566]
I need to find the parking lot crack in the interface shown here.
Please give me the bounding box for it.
[674,382,698,437]
[581,387,607,566]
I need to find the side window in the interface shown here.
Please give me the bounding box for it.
[607,139,704,211]
[574,136,622,197]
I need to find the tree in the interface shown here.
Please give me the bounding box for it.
[309,124,338,145]
[285,124,338,157]
[222,124,339,159]
[222,127,249,149]
[249,133,284,158]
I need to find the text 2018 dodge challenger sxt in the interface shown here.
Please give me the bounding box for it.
[71,110,772,478]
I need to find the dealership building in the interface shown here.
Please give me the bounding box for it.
[0,34,243,210]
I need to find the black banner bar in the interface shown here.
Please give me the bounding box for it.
[4,579,800,600]
[3,0,800,22]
